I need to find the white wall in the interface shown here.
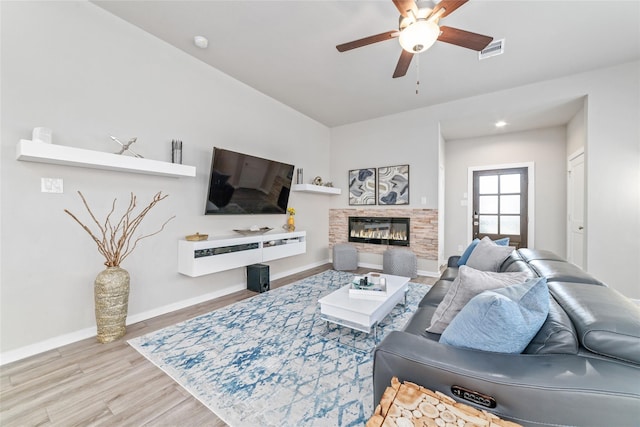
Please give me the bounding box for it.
[582,63,639,297]
[331,60,640,299]
[567,100,587,157]
[0,1,331,359]
[444,127,568,257]
[329,110,441,272]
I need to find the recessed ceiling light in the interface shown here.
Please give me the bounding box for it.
[495,120,507,128]
[194,36,208,49]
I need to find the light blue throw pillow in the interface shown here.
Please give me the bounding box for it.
[457,237,509,266]
[439,277,549,353]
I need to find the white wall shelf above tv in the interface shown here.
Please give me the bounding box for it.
[291,184,341,195]
[16,140,196,178]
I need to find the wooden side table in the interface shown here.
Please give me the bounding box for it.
[367,377,522,427]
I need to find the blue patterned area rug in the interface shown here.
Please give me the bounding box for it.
[128,270,430,427]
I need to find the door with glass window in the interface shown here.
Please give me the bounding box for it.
[473,168,528,248]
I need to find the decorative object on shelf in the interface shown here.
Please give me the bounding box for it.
[296,168,303,184]
[349,168,376,205]
[110,135,143,158]
[324,182,334,187]
[186,232,208,241]
[378,164,409,205]
[286,207,296,231]
[64,191,175,343]
[32,127,52,144]
[233,227,273,236]
[171,139,182,164]
[312,176,323,186]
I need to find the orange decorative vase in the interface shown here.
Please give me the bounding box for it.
[287,215,295,231]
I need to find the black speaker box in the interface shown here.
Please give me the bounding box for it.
[247,263,270,293]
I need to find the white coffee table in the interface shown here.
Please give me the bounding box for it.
[318,273,410,340]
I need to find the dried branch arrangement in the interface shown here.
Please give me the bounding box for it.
[64,191,175,267]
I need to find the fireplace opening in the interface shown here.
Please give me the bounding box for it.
[348,217,410,246]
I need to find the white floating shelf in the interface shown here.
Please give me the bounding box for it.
[16,140,196,178]
[291,183,341,195]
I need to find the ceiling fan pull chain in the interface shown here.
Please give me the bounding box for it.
[416,54,420,95]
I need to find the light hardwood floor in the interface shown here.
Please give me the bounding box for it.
[0,265,436,426]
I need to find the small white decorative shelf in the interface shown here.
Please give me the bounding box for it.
[291,184,341,195]
[16,140,196,178]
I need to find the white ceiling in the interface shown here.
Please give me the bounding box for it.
[92,0,640,135]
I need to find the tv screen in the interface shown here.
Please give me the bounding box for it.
[205,147,295,215]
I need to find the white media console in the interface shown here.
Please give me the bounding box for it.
[178,230,306,277]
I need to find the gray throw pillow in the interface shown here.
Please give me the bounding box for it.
[426,265,530,334]
[439,277,550,354]
[466,236,514,272]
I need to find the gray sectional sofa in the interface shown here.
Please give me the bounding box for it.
[373,248,640,426]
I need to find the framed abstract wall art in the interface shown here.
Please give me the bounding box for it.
[378,164,409,205]
[348,168,376,205]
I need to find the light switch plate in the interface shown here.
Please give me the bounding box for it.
[41,178,63,193]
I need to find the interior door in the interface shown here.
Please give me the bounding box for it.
[473,168,528,248]
[567,151,585,268]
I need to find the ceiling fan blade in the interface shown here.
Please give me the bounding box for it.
[336,30,398,52]
[392,0,418,18]
[438,26,493,51]
[393,49,414,78]
[431,0,468,18]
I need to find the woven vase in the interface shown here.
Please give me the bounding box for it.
[94,267,130,343]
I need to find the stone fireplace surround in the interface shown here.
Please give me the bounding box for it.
[329,208,438,262]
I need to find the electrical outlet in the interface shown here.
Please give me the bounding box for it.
[41,178,63,193]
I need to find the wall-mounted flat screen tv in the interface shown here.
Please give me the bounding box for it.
[205,147,294,215]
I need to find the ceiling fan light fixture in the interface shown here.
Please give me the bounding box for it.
[399,20,439,53]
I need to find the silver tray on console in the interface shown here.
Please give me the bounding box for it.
[233,227,273,236]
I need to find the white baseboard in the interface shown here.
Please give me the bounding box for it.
[125,282,247,326]
[0,327,98,366]
[0,260,330,366]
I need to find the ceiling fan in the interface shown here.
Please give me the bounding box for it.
[336,0,493,78]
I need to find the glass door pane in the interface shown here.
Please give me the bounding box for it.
[500,195,520,214]
[500,174,521,193]
[500,216,521,235]
[479,175,498,194]
[479,195,498,214]
[479,215,498,234]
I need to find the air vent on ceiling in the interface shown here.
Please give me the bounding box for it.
[479,38,504,60]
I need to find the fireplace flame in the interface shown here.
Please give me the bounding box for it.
[348,217,410,246]
[350,229,407,241]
